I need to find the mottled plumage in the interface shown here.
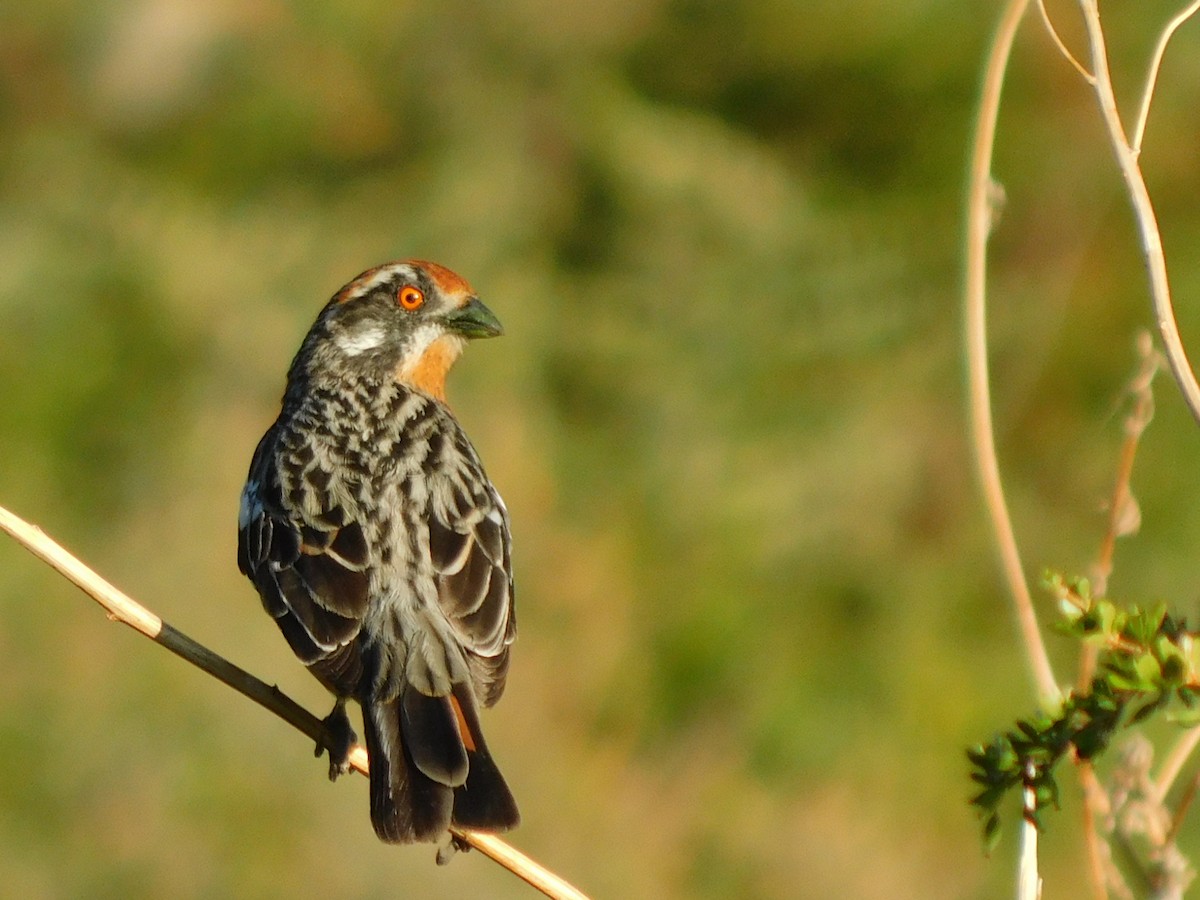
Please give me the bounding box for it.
[238,260,518,842]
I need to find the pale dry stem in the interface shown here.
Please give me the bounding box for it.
[1036,0,1094,81]
[1091,333,1159,600]
[966,0,1059,706]
[1166,771,1200,847]
[1156,728,1200,801]
[1077,0,1200,832]
[1132,0,1200,156]
[0,504,588,900]
[1072,4,1200,893]
[1078,759,1132,900]
[967,6,1055,895]
[1077,336,1159,705]
[1078,0,1200,427]
[1020,760,1044,900]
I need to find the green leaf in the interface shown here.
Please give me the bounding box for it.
[1134,653,1162,687]
[983,813,1001,854]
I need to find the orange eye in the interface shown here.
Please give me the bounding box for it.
[398,286,425,311]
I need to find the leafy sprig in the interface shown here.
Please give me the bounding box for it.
[968,572,1200,850]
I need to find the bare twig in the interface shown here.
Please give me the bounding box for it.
[1092,332,1160,599]
[1156,728,1200,800]
[0,503,588,900]
[1078,759,1124,900]
[1075,1,1200,844]
[1070,341,1161,881]
[1036,0,1095,81]
[966,0,1060,704]
[1132,0,1200,156]
[967,7,1057,895]
[1166,771,1200,848]
[1074,671,1109,898]
[1072,6,1200,893]
[1078,0,1200,427]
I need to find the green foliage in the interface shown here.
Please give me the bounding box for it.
[968,573,1200,849]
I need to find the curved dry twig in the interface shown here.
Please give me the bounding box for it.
[968,5,1057,894]
[965,0,1060,705]
[1132,0,1200,155]
[1036,0,1094,81]
[1074,0,1200,837]
[1078,0,1200,428]
[0,503,588,900]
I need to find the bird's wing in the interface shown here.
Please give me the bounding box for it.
[426,464,516,708]
[238,426,370,692]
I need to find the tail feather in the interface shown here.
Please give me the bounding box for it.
[363,698,451,843]
[449,684,520,832]
[360,683,519,842]
[401,686,469,787]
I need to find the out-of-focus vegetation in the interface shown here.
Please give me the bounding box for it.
[4,2,1200,897]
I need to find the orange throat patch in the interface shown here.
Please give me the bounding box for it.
[395,334,465,401]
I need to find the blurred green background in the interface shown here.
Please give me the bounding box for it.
[4,1,1200,897]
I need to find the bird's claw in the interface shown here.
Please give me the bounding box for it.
[316,700,357,781]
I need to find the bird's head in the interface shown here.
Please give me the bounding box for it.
[294,259,502,400]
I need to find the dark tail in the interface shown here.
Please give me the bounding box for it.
[363,683,519,843]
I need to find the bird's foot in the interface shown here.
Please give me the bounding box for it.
[436,833,471,866]
[316,699,357,781]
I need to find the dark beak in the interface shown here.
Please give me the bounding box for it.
[446,296,504,339]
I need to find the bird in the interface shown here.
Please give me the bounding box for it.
[237,259,519,843]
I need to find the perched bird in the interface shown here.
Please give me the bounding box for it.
[237,260,519,843]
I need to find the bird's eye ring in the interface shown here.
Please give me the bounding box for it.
[398,286,425,311]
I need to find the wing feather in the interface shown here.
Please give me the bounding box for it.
[239,425,371,694]
[427,465,516,707]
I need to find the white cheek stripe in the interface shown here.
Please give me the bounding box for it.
[336,325,387,356]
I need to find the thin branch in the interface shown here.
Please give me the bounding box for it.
[1165,770,1200,848]
[1077,0,1200,427]
[1092,332,1159,599]
[1156,727,1200,800]
[1131,0,1200,156]
[1063,346,1162,888]
[966,0,1060,704]
[1077,336,1158,701]
[1076,2,1200,861]
[0,504,588,900]
[1077,759,1120,900]
[1036,0,1095,82]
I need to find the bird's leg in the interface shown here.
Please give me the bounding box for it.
[316,698,357,781]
